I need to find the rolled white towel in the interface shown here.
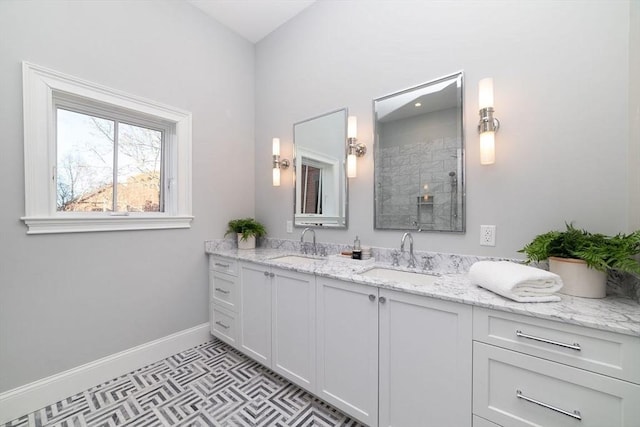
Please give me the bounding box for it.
[469,261,563,302]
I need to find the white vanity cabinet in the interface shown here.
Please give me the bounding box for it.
[316,277,473,427]
[239,262,272,365]
[472,307,640,427]
[378,288,472,427]
[316,277,379,427]
[238,261,317,391]
[271,266,316,391]
[208,252,640,427]
[209,256,239,347]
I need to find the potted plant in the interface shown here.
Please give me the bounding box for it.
[519,223,640,298]
[225,218,267,250]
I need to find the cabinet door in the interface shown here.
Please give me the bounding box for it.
[378,289,472,427]
[271,267,316,392]
[316,277,379,427]
[239,262,272,365]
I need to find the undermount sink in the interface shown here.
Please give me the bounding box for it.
[358,267,440,286]
[270,255,325,265]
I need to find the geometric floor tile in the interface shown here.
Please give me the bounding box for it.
[2,339,366,427]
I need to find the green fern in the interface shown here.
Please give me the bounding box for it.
[225,218,267,241]
[519,224,640,274]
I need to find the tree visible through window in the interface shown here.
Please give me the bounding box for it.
[56,108,163,213]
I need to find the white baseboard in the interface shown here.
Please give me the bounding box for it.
[0,323,211,424]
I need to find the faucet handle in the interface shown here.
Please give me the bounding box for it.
[421,255,433,271]
[318,246,327,257]
[300,243,307,254]
[391,250,400,267]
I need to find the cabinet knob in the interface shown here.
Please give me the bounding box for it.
[270,272,275,278]
[264,271,270,276]
[379,296,387,304]
[368,294,376,302]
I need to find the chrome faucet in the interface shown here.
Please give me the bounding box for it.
[400,232,416,268]
[300,227,317,255]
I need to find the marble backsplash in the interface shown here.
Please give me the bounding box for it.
[205,237,640,302]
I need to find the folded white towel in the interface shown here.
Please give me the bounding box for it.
[468,261,563,302]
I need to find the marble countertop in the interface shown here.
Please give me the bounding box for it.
[205,247,640,337]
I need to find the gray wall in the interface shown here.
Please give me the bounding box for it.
[255,0,635,256]
[631,0,640,231]
[0,1,255,392]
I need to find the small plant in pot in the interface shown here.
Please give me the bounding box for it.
[519,223,640,298]
[225,218,267,250]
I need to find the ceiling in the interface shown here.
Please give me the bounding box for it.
[187,0,316,43]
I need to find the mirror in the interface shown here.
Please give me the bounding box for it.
[374,72,464,232]
[294,108,348,228]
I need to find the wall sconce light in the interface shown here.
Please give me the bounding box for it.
[272,137,289,187]
[347,116,367,178]
[478,78,500,165]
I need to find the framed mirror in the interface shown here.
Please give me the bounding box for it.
[374,71,464,232]
[294,108,348,228]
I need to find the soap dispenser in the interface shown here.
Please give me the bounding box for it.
[352,236,362,260]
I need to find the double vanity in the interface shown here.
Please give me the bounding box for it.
[205,242,640,427]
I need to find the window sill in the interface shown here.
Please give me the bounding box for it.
[21,215,194,235]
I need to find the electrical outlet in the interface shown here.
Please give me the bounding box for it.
[480,225,496,246]
[286,220,293,233]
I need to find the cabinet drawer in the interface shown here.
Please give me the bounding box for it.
[210,271,237,311]
[473,307,640,383]
[209,256,238,276]
[473,342,640,427]
[210,303,237,347]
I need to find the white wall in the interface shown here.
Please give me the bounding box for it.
[0,0,255,393]
[630,0,640,231]
[255,0,633,257]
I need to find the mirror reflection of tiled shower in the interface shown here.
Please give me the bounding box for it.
[374,72,464,232]
[377,134,462,231]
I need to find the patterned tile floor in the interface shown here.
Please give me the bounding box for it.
[3,339,364,427]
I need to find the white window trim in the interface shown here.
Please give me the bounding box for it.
[21,61,193,234]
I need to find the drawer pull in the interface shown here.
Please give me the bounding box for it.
[215,321,230,329]
[215,287,230,294]
[516,390,582,420]
[516,330,581,351]
[214,262,230,268]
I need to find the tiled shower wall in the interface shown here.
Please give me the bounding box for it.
[375,107,462,231]
[376,136,462,231]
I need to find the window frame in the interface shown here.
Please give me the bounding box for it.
[22,61,193,234]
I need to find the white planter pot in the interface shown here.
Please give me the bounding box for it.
[549,257,607,298]
[237,234,256,250]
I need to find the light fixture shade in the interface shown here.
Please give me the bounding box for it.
[272,167,281,186]
[479,78,494,109]
[347,116,357,139]
[347,153,357,178]
[480,131,496,165]
[272,138,280,156]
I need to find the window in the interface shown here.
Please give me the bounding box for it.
[22,62,193,234]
